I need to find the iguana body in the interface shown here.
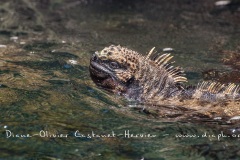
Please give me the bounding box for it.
[89,45,240,120]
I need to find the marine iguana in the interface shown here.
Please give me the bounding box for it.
[89,45,240,120]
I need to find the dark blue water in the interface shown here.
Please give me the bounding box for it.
[0,0,240,159]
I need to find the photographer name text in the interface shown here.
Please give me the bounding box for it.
[5,130,157,139]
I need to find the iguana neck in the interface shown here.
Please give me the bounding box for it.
[123,57,185,101]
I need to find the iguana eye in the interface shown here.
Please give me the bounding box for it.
[109,62,119,69]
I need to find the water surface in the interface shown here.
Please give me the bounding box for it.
[0,0,240,159]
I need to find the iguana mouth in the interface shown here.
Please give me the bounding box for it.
[90,54,112,78]
[89,54,119,91]
[90,54,116,79]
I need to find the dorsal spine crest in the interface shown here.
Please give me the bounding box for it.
[145,47,188,84]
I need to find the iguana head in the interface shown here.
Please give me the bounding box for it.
[89,45,140,95]
[90,45,188,100]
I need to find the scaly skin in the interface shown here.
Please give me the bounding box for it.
[89,45,240,120]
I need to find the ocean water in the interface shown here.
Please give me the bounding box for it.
[0,0,240,159]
